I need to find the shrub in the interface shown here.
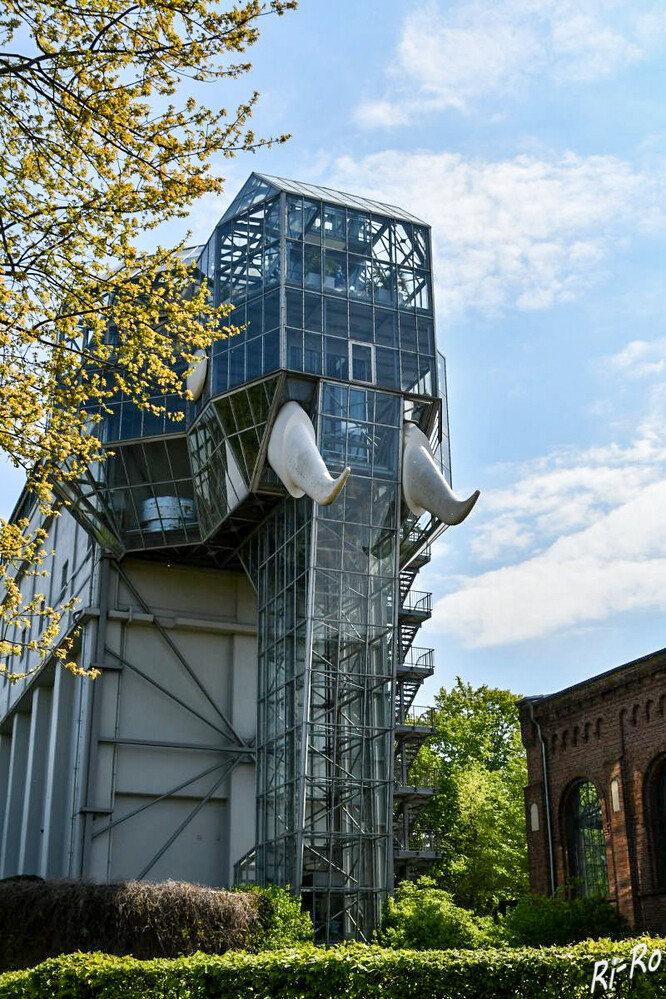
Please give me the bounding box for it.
[2,938,666,999]
[0,878,312,972]
[376,877,498,950]
[234,883,314,950]
[501,890,632,946]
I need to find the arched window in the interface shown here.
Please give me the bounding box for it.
[649,757,666,889]
[565,780,609,897]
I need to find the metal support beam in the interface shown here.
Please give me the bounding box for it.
[0,711,30,876]
[19,686,53,873]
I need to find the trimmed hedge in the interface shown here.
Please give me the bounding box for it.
[1,938,666,999]
[0,878,312,972]
[502,891,631,946]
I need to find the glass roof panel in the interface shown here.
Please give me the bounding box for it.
[219,172,427,227]
[220,174,281,222]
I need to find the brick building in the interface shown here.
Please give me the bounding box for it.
[519,648,666,933]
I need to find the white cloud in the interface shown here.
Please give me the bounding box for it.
[431,480,666,647]
[606,338,666,378]
[328,150,663,316]
[426,374,666,647]
[356,0,666,124]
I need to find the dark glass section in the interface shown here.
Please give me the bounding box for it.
[565,781,609,897]
[650,758,666,888]
[188,378,278,538]
[243,383,400,943]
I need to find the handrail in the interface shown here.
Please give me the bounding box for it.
[400,589,432,614]
[398,646,434,671]
[396,703,437,728]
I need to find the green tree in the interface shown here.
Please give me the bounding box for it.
[0,1,295,680]
[411,678,529,913]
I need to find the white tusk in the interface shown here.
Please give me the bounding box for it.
[186,349,208,401]
[267,402,351,506]
[402,422,479,526]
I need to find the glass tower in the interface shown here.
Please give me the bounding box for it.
[61,174,452,941]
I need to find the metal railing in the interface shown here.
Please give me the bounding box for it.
[394,829,441,853]
[395,764,440,790]
[233,846,256,885]
[400,590,432,615]
[398,646,434,671]
[396,703,437,728]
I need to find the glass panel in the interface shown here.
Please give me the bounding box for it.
[652,760,666,888]
[323,248,347,295]
[304,244,321,290]
[304,332,322,374]
[566,781,609,897]
[264,289,280,331]
[324,337,348,380]
[263,329,280,372]
[264,245,280,289]
[373,262,396,307]
[351,343,372,383]
[349,302,373,342]
[286,289,303,328]
[374,309,397,348]
[371,217,392,262]
[348,256,373,302]
[324,204,346,244]
[303,200,321,242]
[304,292,322,332]
[347,211,371,255]
[287,195,303,238]
[286,240,303,285]
[399,313,418,352]
[323,297,347,337]
[376,347,399,389]
[287,328,303,370]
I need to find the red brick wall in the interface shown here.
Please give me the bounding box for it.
[519,650,666,933]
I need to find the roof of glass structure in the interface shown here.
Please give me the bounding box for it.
[220,172,428,226]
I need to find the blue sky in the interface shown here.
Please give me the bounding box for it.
[3,0,666,701]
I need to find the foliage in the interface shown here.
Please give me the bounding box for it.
[411,678,529,913]
[376,877,498,950]
[0,0,295,681]
[0,878,311,972]
[2,938,666,999]
[234,884,314,951]
[501,891,632,947]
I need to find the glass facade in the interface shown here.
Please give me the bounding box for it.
[66,173,451,940]
[241,382,401,940]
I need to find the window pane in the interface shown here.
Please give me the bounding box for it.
[263,329,280,372]
[373,262,396,307]
[304,244,321,290]
[349,302,373,342]
[324,249,347,295]
[347,211,371,255]
[286,289,303,328]
[287,328,303,371]
[324,297,347,337]
[287,195,303,238]
[264,290,280,331]
[304,332,322,374]
[324,337,348,380]
[348,256,373,301]
[304,293,322,332]
[286,240,303,285]
[375,309,397,348]
[399,313,418,352]
[324,205,346,244]
[376,347,399,389]
[352,343,372,383]
[566,781,609,898]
